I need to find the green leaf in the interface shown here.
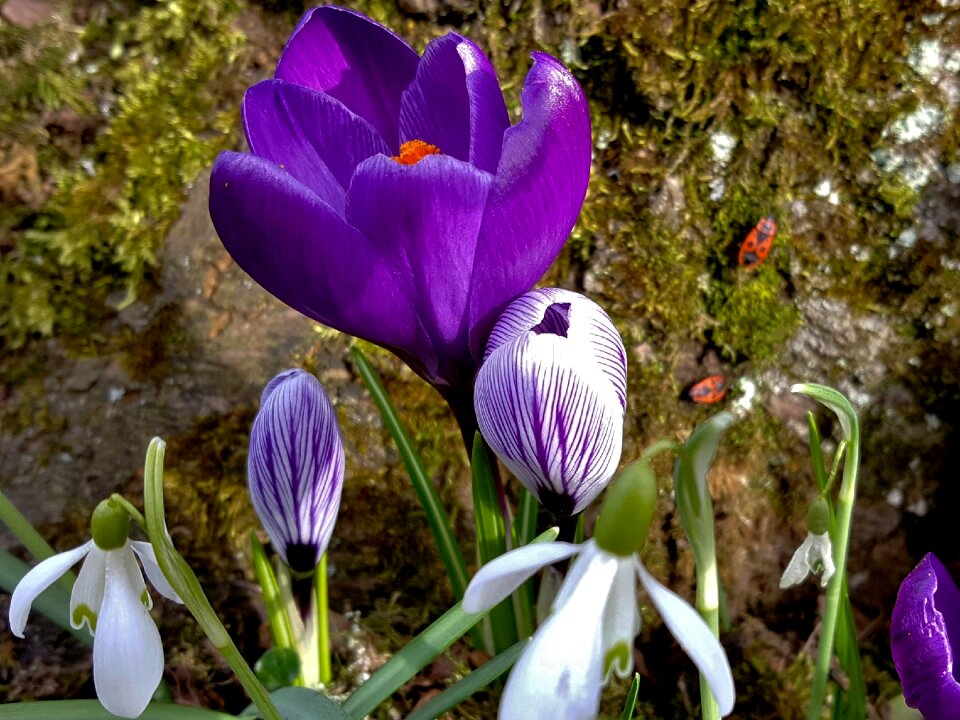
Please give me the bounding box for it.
[0,700,236,720]
[255,648,301,692]
[405,639,529,720]
[241,687,350,720]
[340,601,484,720]
[673,411,734,567]
[806,413,828,493]
[350,348,470,600]
[621,673,641,720]
[791,384,857,443]
[471,433,518,653]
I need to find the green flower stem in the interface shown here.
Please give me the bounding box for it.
[142,438,282,720]
[109,493,147,530]
[793,385,861,720]
[695,561,721,720]
[315,554,332,687]
[250,533,297,653]
[674,412,733,720]
[471,433,518,654]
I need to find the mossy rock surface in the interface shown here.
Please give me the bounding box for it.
[1,0,958,717]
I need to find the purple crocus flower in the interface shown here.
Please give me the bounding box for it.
[248,369,345,573]
[209,6,591,412]
[474,288,626,516]
[891,552,960,719]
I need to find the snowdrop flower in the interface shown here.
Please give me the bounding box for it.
[780,497,835,589]
[248,369,345,573]
[463,462,735,719]
[9,498,181,718]
[475,288,626,516]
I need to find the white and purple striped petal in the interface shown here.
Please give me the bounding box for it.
[475,328,624,516]
[483,288,627,412]
[248,369,345,573]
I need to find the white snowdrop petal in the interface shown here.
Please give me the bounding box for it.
[551,540,601,611]
[9,541,92,637]
[463,542,581,613]
[779,535,815,589]
[636,560,736,716]
[94,551,164,718]
[499,551,619,720]
[70,546,107,633]
[600,558,640,682]
[130,541,182,604]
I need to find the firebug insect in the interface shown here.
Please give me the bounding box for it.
[738,216,777,269]
[689,375,729,404]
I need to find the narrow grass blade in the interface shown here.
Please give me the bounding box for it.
[350,348,470,600]
[621,673,641,720]
[340,528,557,720]
[340,601,484,720]
[405,638,528,720]
[471,433,518,653]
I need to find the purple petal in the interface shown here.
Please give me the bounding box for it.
[346,154,493,388]
[474,333,623,516]
[484,288,627,412]
[468,52,592,356]
[248,369,345,573]
[243,79,391,212]
[210,152,438,380]
[892,553,960,719]
[399,34,509,174]
[276,6,419,150]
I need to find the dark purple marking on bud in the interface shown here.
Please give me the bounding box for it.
[531,303,571,338]
[285,543,320,574]
[535,487,576,518]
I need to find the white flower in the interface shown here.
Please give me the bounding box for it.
[463,539,735,720]
[9,539,182,718]
[779,531,835,589]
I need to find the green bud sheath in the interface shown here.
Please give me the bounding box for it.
[807,496,831,536]
[91,498,130,550]
[594,460,659,557]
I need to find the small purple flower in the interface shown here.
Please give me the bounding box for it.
[474,288,626,516]
[248,369,345,573]
[891,553,960,719]
[209,6,591,400]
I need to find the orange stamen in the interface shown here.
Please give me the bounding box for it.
[392,139,441,165]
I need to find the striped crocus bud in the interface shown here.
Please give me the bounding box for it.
[248,369,345,573]
[475,288,627,516]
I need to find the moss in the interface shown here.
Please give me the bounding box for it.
[1,0,248,348]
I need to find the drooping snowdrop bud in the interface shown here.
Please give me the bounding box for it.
[779,496,835,589]
[475,288,627,516]
[248,369,345,574]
